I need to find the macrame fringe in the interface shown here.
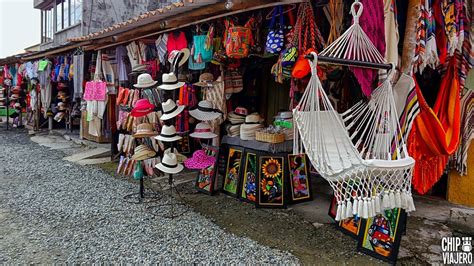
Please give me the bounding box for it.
[340,202,347,220]
[346,200,353,219]
[357,197,363,216]
[375,195,381,213]
[367,199,374,218]
[395,191,402,208]
[335,203,342,221]
[389,191,396,209]
[382,192,390,210]
[352,198,359,215]
[362,198,368,219]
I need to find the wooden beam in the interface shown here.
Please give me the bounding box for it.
[21,41,91,60]
[92,0,305,51]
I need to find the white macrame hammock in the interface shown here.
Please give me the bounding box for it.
[293,2,415,221]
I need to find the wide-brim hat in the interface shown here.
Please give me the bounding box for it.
[190,122,217,139]
[155,153,184,174]
[184,150,216,170]
[168,48,190,67]
[189,100,222,121]
[132,64,147,73]
[274,111,293,120]
[160,99,185,121]
[158,72,185,90]
[132,145,156,161]
[227,124,241,136]
[164,148,187,163]
[155,125,182,142]
[133,123,159,138]
[134,73,158,88]
[194,73,214,87]
[131,98,155,117]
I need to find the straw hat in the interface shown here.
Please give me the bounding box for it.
[131,64,147,73]
[132,123,158,138]
[131,98,155,117]
[190,122,217,139]
[226,124,241,137]
[159,72,185,90]
[240,113,264,140]
[155,152,184,174]
[132,145,156,161]
[227,106,248,125]
[189,100,222,121]
[194,73,214,87]
[164,148,187,163]
[184,150,216,169]
[134,73,158,88]
[155,125,182,142]
[274,111,293,120]
[168,48,190,67]
[160,99,185,120]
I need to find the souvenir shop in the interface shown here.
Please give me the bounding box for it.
[4,0,473,263]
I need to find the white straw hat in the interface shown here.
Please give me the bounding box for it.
[240,113,264,140]
[155,152,184,174]
[158,72,185,90]
[155,125,182,142]
[189,100,222,121]
[190,122,218,139]
[160,99,185,121]
[168,48,190,67]
[134,73,158,88]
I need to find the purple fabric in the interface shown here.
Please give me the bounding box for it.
[351,0,386,97]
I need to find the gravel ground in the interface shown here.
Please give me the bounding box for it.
[0,129,299,264]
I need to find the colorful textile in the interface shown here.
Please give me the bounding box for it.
[408,58,461,194]
[84,81,107,101]
[452,87,473,175]
[384,0,400,66]
[350,0,385,96]
[393,74,420,148]
[414,0,439,73]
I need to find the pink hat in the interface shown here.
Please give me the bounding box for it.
[131,99,155,117]
[184,150,216,170]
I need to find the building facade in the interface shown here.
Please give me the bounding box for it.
[34,0,179,50]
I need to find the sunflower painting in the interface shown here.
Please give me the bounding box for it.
[258,156,284,207]
[223,147,244,196]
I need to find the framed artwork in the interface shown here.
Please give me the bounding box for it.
[328,194,337,220]
[357,208,407,264]
[239,152,258,203]
[257,156,285,208]
[338,216,362,239]
[177,131,191,154]
[288,154,312,202]
[195,145,219,195]
[222,146,244,197]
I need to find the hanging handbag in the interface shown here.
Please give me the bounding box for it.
[265,6,285,54]
[224,17,255,58]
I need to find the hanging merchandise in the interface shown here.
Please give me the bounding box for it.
[414,0,439,73]
[290,2,324,79]
[130,99,155,117]
[184,149,217,170]
[453,89,473,176]
[189,100,222,121]
[168,48,191,68]
[224,17,255,58]
[134,73,158,88]
[155,33,169,64]
[132,123,159,138]
[408,58,461,194]
[159,72,185,90]
[190,122,218,139]
[155,125,183,142]
[167,31,188,54]
[192,25,214,63]
[132,144,156,161]
[160,99,185,121]
[265,6,285,54]
[133,161,144,180]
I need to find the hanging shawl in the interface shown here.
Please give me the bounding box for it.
[350,0,385,97]
[414,0,439,73]
[408,58,461,194]
[452,89,473,176]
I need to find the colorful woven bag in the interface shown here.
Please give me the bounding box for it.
[265,6,285,54]
[224,18,255,58]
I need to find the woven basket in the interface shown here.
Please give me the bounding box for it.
[255,131,285,144]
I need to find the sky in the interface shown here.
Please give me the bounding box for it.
[0,0,40,58]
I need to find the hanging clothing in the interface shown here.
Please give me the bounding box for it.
[452,86,473,175]
[155,33,168,64]
[351,0,386,96]
[38,60,52,118]
[115,46,129,82]
[384,0,399,66]
[393,73,420,143]
[73,54,84,99]
[167,31,187,53]
[408,58,461,194]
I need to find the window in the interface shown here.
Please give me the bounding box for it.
[41,8,53,43]
[56,0,82,31]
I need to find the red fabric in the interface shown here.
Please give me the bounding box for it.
[408,58,461,194]
[167,31,188,53]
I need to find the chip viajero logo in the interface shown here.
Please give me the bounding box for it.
[441,237,472,264]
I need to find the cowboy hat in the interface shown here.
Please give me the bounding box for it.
[168,48,190,67]
[132,144,156,161]
[189,100,222,121]
[155,152,184,174]
[190,122,217,139]
[134,73,158,88]
[131,98,155,117]
[158,72,185,90]
[194,73,214,87]
[132,123,159,138]
[160,99,185,121]
[155,125,182,142]
[184,149,216,170]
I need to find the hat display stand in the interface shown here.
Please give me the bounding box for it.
[121,75,163,205]
[145,58,188,219]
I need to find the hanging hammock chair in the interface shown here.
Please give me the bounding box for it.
[293,2,415,221]
[408,58,461,194]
